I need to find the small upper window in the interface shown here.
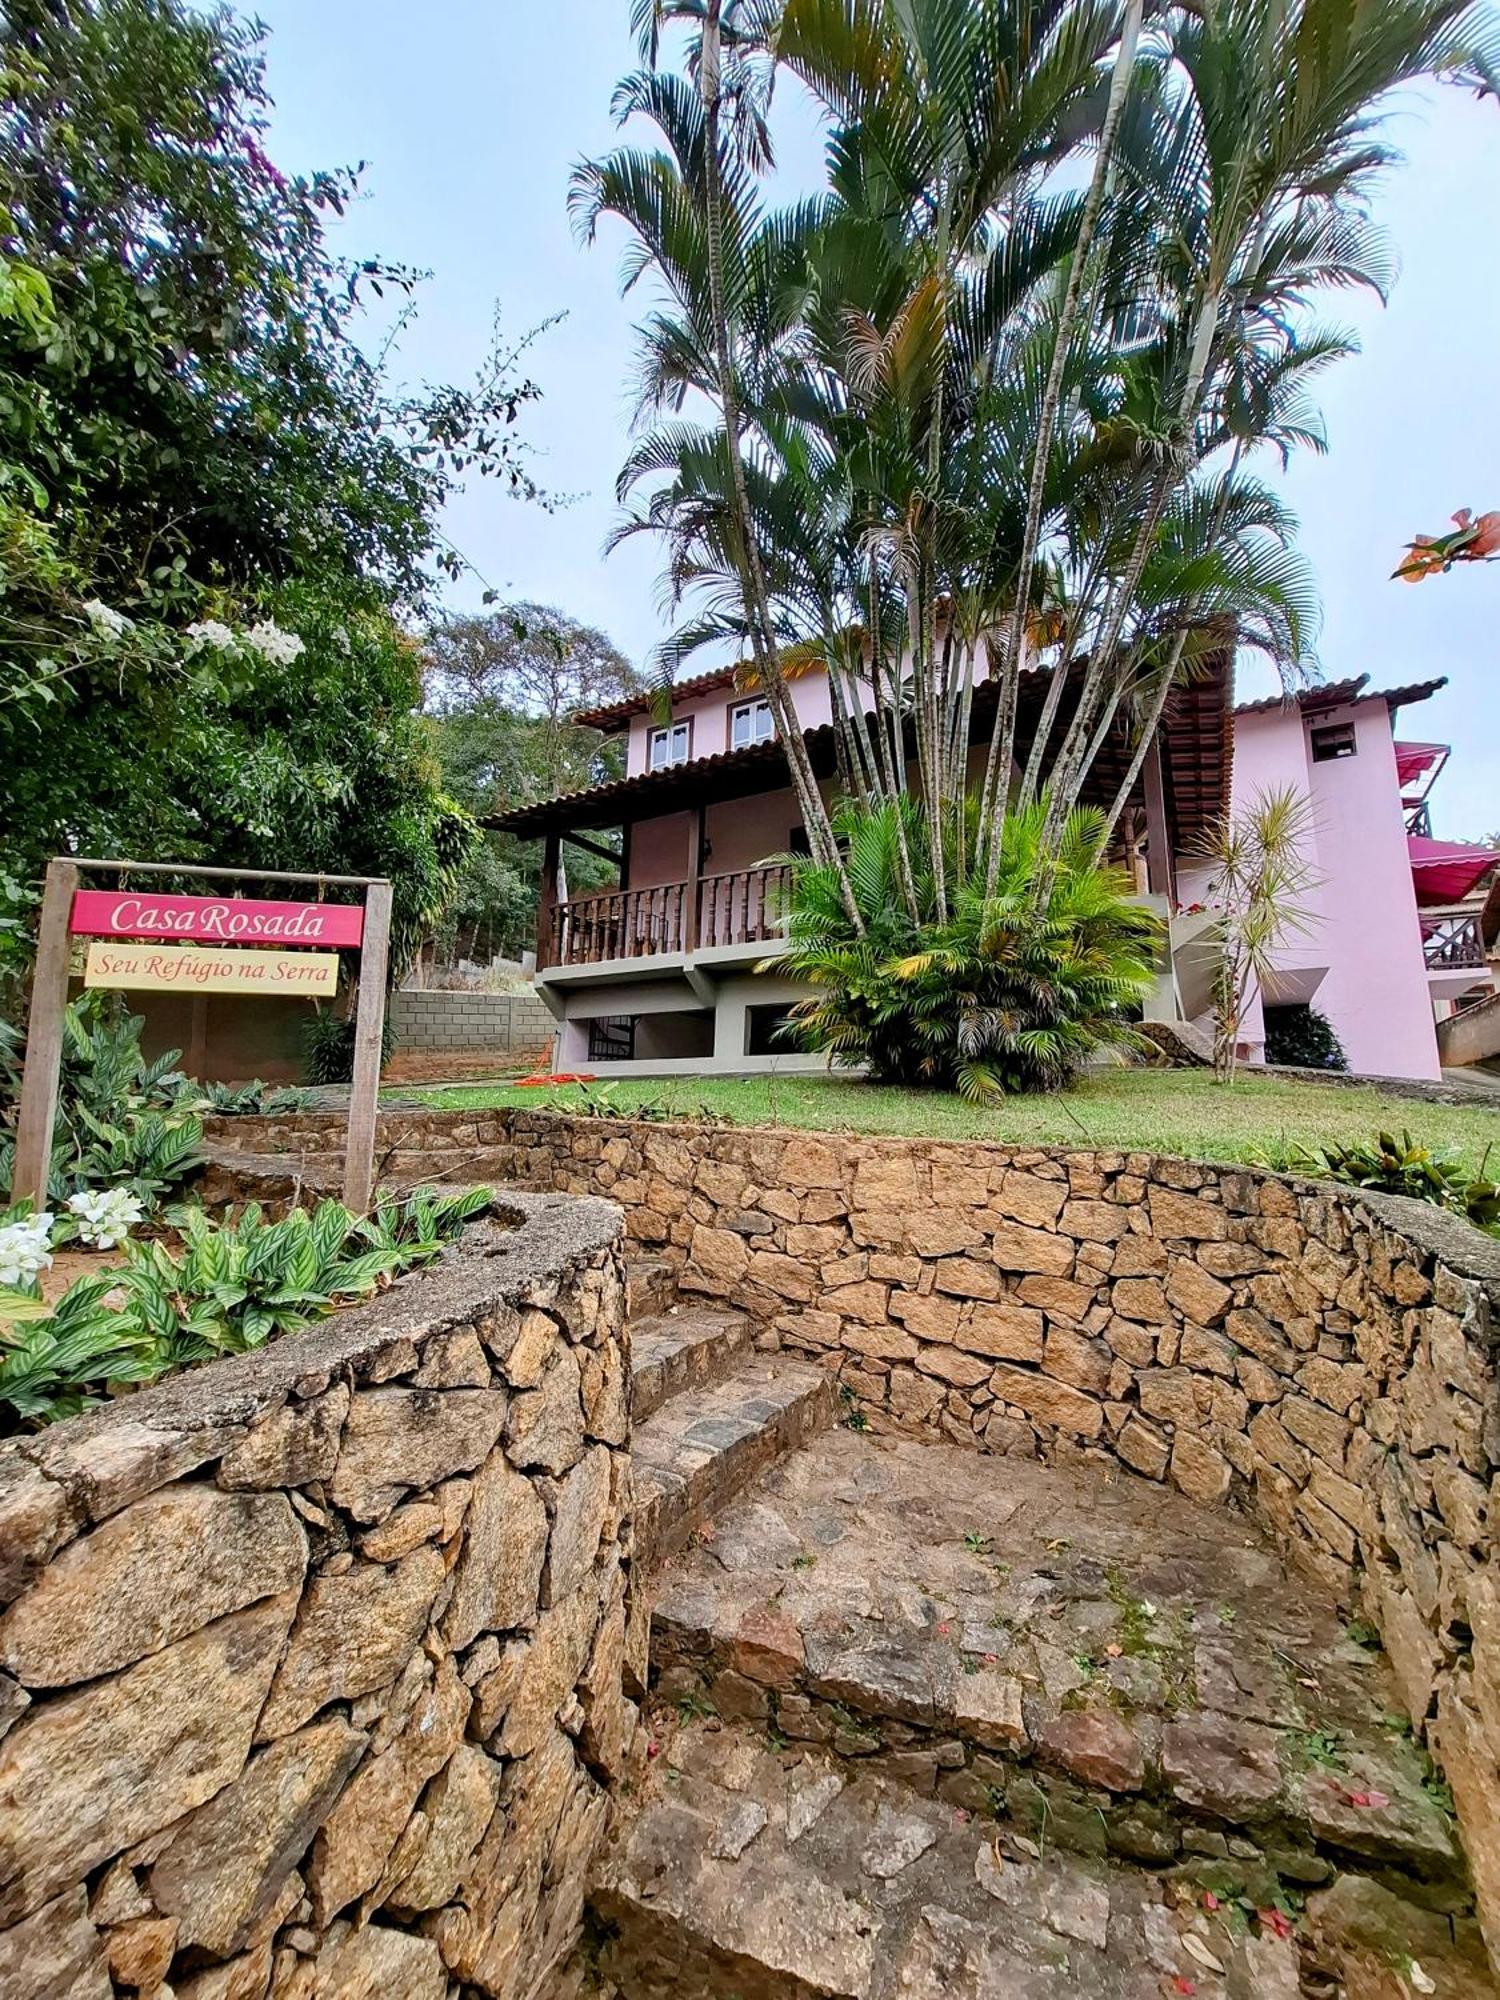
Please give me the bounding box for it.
[648,721,691,770]
[729,698,774,751]
[1310,721,1357,763]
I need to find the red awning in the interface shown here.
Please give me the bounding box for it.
[1408,835,1500,906]
[1394,740,1447,788]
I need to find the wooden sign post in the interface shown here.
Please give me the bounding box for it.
[9,859,394,1215]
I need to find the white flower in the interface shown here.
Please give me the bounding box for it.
[66,1187,144,1251]
[83,598,131,641]
[184,619,238,654]
[0,1212,54,1288]
[242,620,306,666]
[331,625,351,652]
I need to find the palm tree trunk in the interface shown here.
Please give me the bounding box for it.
[978,0,1144,894]
[1100,413,1251,847]
[698,0,861,928]
[1039,282,1223,852]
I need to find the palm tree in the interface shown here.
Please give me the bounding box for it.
[584,0,1497,902]
[579,1,859,916]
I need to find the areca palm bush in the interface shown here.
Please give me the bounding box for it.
[777,799,1161,1095]
[584,0,1497,915]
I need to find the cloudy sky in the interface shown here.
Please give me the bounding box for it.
[246,0,1499,837]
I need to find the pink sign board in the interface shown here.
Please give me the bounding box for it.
[69,889,365,950]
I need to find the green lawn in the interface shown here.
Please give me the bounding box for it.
[398,1067,1499,1176]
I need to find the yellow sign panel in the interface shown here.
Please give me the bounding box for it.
[84,941,339,997]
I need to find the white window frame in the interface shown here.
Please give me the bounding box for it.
[648,720,692,770]
[729,697,774,751]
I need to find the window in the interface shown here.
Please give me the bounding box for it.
[745,1002,796,1057]
[1310,721,1357,763]
[729,698,774,751]
[587,1016,635,1063]
[648,721,691,770]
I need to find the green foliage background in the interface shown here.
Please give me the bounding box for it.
[0,0,549,974]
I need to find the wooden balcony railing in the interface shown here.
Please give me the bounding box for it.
[542,861,792,970]
[1423,913,1487,971]
[698,863,792,950]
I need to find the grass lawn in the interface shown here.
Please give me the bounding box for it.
[398,1066,1500,1177]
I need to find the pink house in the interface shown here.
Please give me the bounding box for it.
[490,657,1496,1082]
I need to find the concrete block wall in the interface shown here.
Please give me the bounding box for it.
[391,989,555,1057]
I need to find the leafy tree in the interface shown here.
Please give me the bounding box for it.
[0,0,547,962]
[424,604,640,960]
[778,796,1160,1096]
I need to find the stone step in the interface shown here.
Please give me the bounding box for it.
[631,1308,755,1423]
[632,1357,836,1570]
[626,1255,677,1321]
[591,1717,1312,2000]
[648,1430,1470,1910]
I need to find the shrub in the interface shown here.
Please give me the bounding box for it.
[302,1006,396,1085]
[776,799,1162,1097]
[0,994,204,1206]
[1263,1003,1349,1072]
[1266,1129,1499,1236]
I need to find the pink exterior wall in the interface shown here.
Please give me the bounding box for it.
[626,786,817,891]
[1229,699,1439,1081]
[623,674,836,777]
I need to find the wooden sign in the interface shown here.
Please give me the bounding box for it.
[84,941,340,996]
[70,889,364,949]
[13,859,392,1218]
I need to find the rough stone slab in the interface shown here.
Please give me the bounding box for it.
[217,1384,350,1491]
[631,1309,754,1422]
[441,1451,549,1651]
[633,1355,835,1567]
[596,1719,1310,2000]
[0,1483,305,1687]
[257,1547,444,1741]
[0,1592,297,1923]
[647,1428,1457,1895]
[283,1921,450,1999]
[305,1658,467,1925]
[0,1886,111,1998]
[329,1386,508,1523]
[148,1713,365,1957]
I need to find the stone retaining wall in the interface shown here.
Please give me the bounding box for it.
[0,1190,632,2000]
[206,1104,1500,1963]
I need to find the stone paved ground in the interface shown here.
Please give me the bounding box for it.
[596,1718,1307,1998]
[627,1429,1496,1993]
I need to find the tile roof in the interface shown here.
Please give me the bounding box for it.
[486,642,1237,842]
[573,663,745,731]
[1233,675,1447,717]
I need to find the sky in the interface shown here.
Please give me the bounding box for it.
[244,0,1499,839]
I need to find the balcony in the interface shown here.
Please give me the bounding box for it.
[1422,913,1487,972]
[542,862,792,970]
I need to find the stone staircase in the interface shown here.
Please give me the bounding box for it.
[623,1261,836,1573]
[589,1267,1498,2000]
